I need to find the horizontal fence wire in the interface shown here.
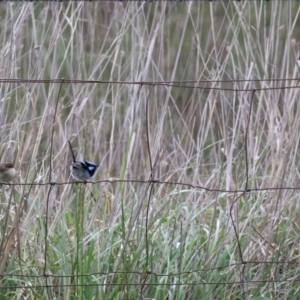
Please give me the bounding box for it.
[0,77,300,91]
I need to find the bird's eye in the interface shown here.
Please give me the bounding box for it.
[86,162,98,167]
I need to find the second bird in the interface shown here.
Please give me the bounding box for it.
[0,163,16,183]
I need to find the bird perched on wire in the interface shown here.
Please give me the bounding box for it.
[0,163,17,183]
[68,140,98,182]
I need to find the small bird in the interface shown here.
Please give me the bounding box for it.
[68,140,98,182]
[0,163,17,183]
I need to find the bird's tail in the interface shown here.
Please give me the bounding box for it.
[68,140,77,163]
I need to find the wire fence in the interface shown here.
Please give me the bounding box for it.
[1,77,300,298]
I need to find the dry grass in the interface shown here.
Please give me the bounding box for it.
[0,2,300,299]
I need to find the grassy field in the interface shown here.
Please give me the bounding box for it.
[1,2,300,299]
